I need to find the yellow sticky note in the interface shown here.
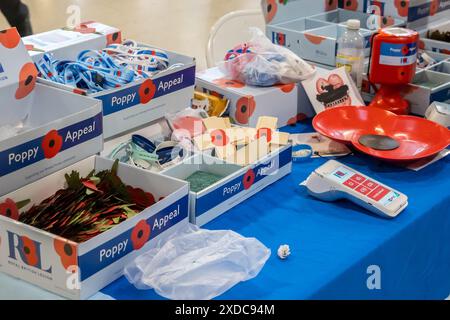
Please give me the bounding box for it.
[256,116,278,130]
[203,117,231,131]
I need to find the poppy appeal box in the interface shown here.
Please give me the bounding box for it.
[195,67,315,128]
[162,144,292,227]
[263,0,404,67]
[0,28,103,196]
[24,22,196,139]
[0,156,190,299]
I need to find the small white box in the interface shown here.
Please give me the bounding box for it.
[0,156,189,299]
[196,67,314,127]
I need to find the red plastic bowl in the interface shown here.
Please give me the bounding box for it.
[313,106,450,161]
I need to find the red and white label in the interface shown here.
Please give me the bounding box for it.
[355,185,371,195]
[363,180,378,190]
[350,174,365,184]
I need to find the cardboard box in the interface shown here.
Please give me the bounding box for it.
[24,22,196,139]
[266,6,404,66]
[361,56,450,115]
[418,20,450,54]
[362,0,449,26]
[196,67,315,127]
[0,28,103,196]
[0,156,190,299]
[162,146,292,226]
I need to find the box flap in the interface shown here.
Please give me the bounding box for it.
[262,0,338,25]
[0,27,37,127]
[0,27,37,90]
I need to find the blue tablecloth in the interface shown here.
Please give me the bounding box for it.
[101,122,450,300]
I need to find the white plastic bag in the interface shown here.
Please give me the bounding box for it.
[218,27,315,86]
[124,224,271,300]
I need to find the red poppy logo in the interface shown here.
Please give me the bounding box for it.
[380,16,395,28]
[287,113,307,125]
[138,79,157,104]
[106,31,122,45]
[213,78,245,88]
[394,0,409,17]
[430,0,439,16]
[342,0,358,11]
[21,236,39,267]
[127,186,156,208]
[15,62,38,100]
[210,129,229,147]
[277,83,295,93]
[0,28,21,49]
[243,169,256,190]
[256,128,273,143]
[131,220,151,250]
[401,45,410,56]
[304,33,326,45]
[263,0,278,23]
[42,130,63,159]
[325,0,338,11]
[235,96,256,125]
[0,198,19,220]
[54,237,77,269]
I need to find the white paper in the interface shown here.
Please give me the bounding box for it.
[301,67,365,114]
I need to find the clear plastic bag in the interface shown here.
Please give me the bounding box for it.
[124,224,271,300]
[218,27,315,86]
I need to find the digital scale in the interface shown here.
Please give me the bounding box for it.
[301,160,408,218]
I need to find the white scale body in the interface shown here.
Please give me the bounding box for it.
[301,160,408,218]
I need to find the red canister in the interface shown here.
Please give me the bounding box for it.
[368,28,419,86]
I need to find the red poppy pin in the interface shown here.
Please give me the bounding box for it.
[15,62,38,100]
[0,198,30,220]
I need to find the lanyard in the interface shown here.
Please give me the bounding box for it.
[36,40,183,93]
[108,135,184,170]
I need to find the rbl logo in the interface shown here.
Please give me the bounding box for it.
[7,231,52,274]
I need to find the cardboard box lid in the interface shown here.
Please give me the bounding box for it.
[23,21,121,54]
[0,27,38,126]
[262,0,338,25]
[0,28,37,90]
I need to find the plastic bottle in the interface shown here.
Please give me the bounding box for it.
[336,19,365,90]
